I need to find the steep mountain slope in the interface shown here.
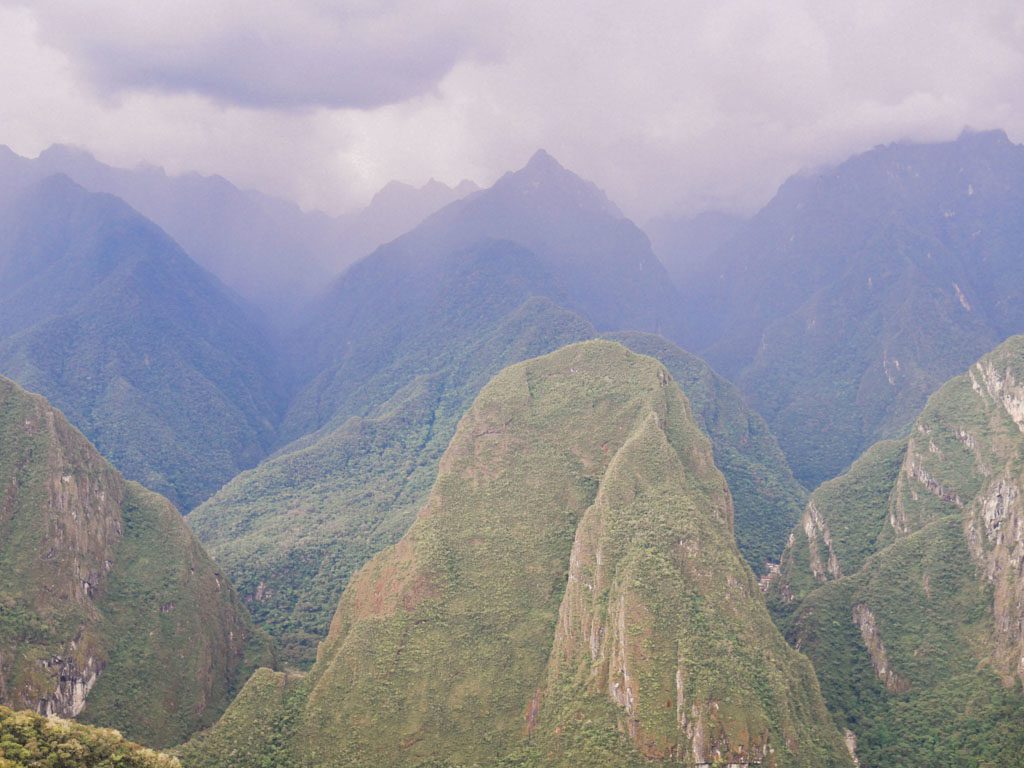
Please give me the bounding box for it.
[335,176,480,271]
[606,332,806,571]
[0,376,273,748]
[32,143,341,317]
[769,335,1024,766]
[689,130,1024,487]
[0,174,283,510]
[184,341,851,768]
[190,289,597,665]
[0,707,179,767]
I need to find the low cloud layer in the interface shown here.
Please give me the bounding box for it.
[2,1,1023,218]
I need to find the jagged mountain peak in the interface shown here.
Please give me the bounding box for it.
[487,148,623,218]
[525,146,563,171]
[956,126,1013,145]
[365,175,477,212]
[38,142,97,163]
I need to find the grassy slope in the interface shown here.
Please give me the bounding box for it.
[0,376,273,748]
[792,518,1024,767]
[192,317,807,667]
[771,438,907,613]
[184,341,849,768]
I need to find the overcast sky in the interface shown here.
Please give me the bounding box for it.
[2,0,1023,220]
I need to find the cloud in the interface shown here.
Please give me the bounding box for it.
[8,0,508,109]
[1,0,1024,219]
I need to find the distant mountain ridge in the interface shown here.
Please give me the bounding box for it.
[0,173,284,510]
[286,148,685,438]
[0,143,478,323]
[189,152,801,668]
[684,129,1024,487]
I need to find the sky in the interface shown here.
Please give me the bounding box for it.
[2,0,1024,220]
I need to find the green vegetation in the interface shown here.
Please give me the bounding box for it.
[184,342,851,767]
[80,483,276,746]
[192,312,806,667]
[792,518,1024,767]
[191,155,805,669]
[0,175,283,510]
[774,334,1024,766]
[0,706,179,767]
[606,332,806,571]
[0,376,273,748]
[176,669,307,768]
[770,439,906,613]
[189,294,596,664]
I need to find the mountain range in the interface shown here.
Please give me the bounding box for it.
[0,173,284,511]
[189,153,799,666]
[4,127,1024,767]
[2,144,479,324]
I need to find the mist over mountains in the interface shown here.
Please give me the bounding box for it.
[0,144,478,324]
[4,127,1024,767]
[0,173,283,511]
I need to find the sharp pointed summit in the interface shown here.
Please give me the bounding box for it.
[489,148,622,218]
[525,147,563,171]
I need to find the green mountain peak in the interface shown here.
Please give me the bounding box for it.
[185,341,850,767]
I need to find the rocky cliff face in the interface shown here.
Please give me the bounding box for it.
[0,376,273,747]
[770,335,1024,765]
[186,341,850,768]
[0,376,122,717]
[604,331,807,574]
[963,353,1024,681]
